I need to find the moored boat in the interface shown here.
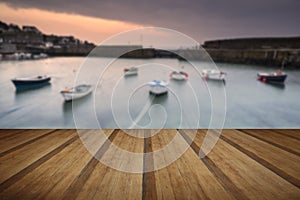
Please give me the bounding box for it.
[148,80,168,96]
[257,70,287,84]
[11,75,51,89]
[124,67,138,76]
[201,69,226,80]
[33,53,48,60]
[60,84,93,102]
[170,71,188,81]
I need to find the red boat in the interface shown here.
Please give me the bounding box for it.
[257,70,287,84]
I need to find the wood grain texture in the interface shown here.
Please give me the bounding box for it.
[0,129,299,200]
[221,129,300,188]
[196,130,300,199]
[143,129,157,200]
[75,130,143,200]
[240,129,300,156]
[0,129,57,157]
[152,130,233,200]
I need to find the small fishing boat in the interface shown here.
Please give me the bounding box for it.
[61,84,93,102]
[148,80,168,96]
[33,53,48,59]
[257,70,287,84]
[124,67,138,76]
[170,71,188,81]
[11,75,51,89]
[201,69,226,80]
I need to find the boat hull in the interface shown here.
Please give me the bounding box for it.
[12,77,51,90]
[124,67,138,76]
[61,85,92,102]
[202,73,225,80]
[170,74,188,81]
[170,71,188,81]
[201,70,226,81]
[257,74,287,83]
[124,71,138,76]
[149,87,168,96]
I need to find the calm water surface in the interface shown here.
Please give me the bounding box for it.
[0,57,299,128]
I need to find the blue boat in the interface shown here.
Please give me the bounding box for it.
[12,75,51,90]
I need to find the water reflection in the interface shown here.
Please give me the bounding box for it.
[15,82,51,94]
[62,93,92,112]
[203,79,226,86]
[265,82,285,89]
[62,94,93,126]
[14,83,52,105]
[150,92,169,104]
[1,57,300,128]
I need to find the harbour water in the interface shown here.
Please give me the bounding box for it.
[0,57,300,128]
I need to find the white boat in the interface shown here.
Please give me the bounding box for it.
[33,53,48,59]
[201,69,226,80]
[124,67,138,76]
[148,80,168,95]
[170,71,188,81]
[61,84,92,102]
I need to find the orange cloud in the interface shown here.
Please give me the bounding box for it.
[0,3,142,44]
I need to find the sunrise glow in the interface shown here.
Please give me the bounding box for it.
[0,3,142,44]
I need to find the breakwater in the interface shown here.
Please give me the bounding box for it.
[202,37,300,67]
[89,37,300,68]
[115,47,300,68]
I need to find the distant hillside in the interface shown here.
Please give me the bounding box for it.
[0,21,95,56]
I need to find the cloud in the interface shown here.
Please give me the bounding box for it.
[1,0,299,42]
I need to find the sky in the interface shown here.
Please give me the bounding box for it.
[0,0,299,45]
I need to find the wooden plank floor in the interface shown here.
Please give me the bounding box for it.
[0,129,299,199]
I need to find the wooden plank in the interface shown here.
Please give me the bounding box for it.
[0,129,77,184]
[222,129,300,188]
[75,130,143,200]
[179,129,249,200]
[0,133,78,194]
[62,129,117,199]
[0,129,27,140]
[240,129,300,156]
[194,130,300,199]
[151,130,176,200]
[152,130,233,200]
[143,129,157,200]
[108,130,143,200]
[0,129,56,156]
[0,129,299,200]
[272,129,300,140]
[0,135,90,199]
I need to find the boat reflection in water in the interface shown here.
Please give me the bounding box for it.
[14,82,51,94]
